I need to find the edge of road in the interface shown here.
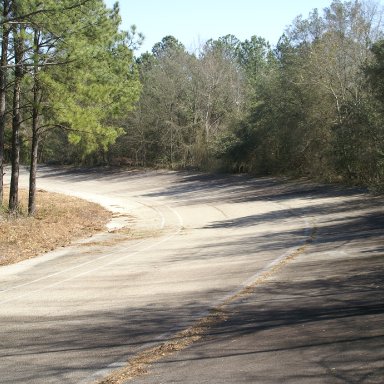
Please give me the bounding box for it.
[5,166,320,384]
[84,194,317,384]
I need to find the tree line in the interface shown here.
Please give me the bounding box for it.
[1,0,384,218]
[122,0,383,192]
[110,0,384,191]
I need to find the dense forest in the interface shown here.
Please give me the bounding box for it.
[1,0,384,215]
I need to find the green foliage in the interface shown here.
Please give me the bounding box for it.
[152,35,185,58]
[14,0,380,192]
[367,40,384,102]
[214,0,384,190]
[114,34,247,169]
[18,0,142,161]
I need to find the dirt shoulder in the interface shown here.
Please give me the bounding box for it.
[0,187,112,266]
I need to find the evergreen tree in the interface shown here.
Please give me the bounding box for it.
[1,0,141,213]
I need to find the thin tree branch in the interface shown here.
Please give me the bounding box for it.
[1,59,76,69]
[1,0,94,25]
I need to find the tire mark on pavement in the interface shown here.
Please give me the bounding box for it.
[0,203,183,305]
[93,208,317,384]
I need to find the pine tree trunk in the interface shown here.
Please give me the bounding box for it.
[9,24,24,213]
[9,74,21,212]
[0,0,10,206]
[28,123,38,215]
[28,29,40,216]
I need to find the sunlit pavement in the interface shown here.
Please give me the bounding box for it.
[0,167,382,384]
[131,181,384,384]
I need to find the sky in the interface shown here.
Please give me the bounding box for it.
[103,0,381,54]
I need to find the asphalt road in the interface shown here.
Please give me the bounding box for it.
[0,167,383,384]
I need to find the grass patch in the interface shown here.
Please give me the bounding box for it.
[0,187,112,266]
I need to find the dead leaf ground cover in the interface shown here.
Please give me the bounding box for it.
[0,187,112,266]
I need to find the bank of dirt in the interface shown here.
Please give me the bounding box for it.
[0,188,112,266]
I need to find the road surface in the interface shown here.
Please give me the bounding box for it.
[0,167,383,383]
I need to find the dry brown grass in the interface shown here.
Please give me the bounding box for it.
[0,187,112,266]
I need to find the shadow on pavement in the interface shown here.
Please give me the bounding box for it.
[131,254,384,384]
[24,167,383,383]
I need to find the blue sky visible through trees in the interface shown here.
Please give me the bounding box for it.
[104,0,364,53]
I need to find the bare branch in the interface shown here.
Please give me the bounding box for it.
[1,0,94,25]
[1,59,75,69]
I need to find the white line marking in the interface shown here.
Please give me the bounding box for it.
[134,200,166,229]
[0,239,148,296]
[0,203,184,305]
[0,230,180,305]
[83,209,312,384]
[0,198,175,296]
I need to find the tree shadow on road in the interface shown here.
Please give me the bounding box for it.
[21,167,384,383]
[132,254,384,384]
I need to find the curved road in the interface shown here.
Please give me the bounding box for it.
[0,167,383,383]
